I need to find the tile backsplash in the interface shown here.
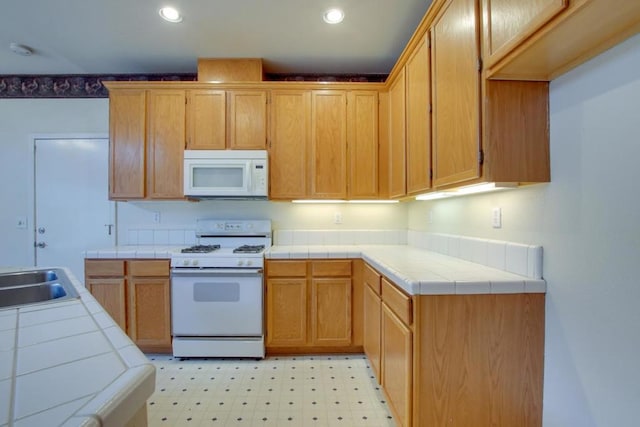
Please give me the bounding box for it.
[126,228,196,246]
[408,231,543,279]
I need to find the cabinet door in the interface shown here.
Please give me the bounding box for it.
[186,89,226,149]
[266,278,308,347]
[146,89,185,199]
[348,91,379,199]
[86,278,127,331]
[364,283,382,382]
[310,278,352,346]
[388,70,407,198]
[109,89,146,199]
[382,303,413,427]
[269,90,310,199]
[406,35,432,195]
[228,90,268,149]
[482,0,568,68]
[128,276,172,351]
[310,90,347,199]
[431,0,481,187]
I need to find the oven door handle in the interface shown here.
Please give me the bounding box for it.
[171,268,263,276]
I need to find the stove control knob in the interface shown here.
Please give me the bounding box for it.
[247,260,253,266]
[183,259,190,266]
[192,260,199,266]
[237,260,245,267]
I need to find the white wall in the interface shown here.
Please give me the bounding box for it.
[0,98,109,266]
[408,34,640,427]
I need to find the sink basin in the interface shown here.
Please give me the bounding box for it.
[0,270,58,288]
[0,268,80,309]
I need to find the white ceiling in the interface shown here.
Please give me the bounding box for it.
[0,0,432,76]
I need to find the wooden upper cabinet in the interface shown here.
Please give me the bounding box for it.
[405,34,432,195]
[269,90,310,199]
[310,90,348,199]
[146,89,186,199]
[348,91,379,199]
[388,69,407,198]
[481,0,568,69]
[483,0,640,80]
[431,0,481,187]
[228,90,268,149]
[109,89,146,199]
[186,89,226,149]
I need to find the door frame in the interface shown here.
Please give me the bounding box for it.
[28,133,112,266]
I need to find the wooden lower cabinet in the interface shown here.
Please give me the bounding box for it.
[310,277,352,346]
[266,277,308,347]
[363,283,382,381]
[85,277,127,331]
[414,294,545,426]
[265,259,362,354]
[85,259,172,353]
[362,262,545,427]
[382,303,413,427]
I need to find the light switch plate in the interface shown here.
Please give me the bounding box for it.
[16,216,27,229]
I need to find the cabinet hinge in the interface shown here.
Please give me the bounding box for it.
[477,57,483,72]
[478,149,484,165]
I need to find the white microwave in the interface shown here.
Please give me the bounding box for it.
[183,150,268,199]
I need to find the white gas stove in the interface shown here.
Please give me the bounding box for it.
[170,219,271,359]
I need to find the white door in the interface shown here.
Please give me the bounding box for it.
[34,138,115,282]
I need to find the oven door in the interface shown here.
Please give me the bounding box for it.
[171,268,263,336]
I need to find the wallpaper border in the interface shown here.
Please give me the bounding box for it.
[0,73,388,98]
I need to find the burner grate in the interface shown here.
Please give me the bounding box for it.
[233,245,266,254]
[181,244,221,254]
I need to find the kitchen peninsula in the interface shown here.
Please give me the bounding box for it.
[0,267,155,427]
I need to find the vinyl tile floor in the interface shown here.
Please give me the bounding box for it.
[145,354,396,427]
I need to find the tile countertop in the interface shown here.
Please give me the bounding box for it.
[0,267,155,427]
[266,245,547,295]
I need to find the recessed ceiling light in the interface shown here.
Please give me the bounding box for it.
[9,43,33,56]
[323,8,344,24]
[159,6,183,23]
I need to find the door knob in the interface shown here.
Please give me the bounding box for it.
[35,242,47,248]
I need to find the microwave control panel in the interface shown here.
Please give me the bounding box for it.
[253,161,267,193]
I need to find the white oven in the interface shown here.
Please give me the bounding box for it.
[183,150,268,199]
[171,268,264,358]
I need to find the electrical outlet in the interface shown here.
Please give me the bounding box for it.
[334,212,343,224]
[492,207,502,228]
[153,212,161,224]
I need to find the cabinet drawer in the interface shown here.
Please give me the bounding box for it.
[381,278,412,325]
[267,260,307,277]
[311,260,352,277]
[129,260,170,277]
[85,260,125,277]
[363,263,381,295]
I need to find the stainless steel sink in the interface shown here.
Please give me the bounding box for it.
[0,270,59,288]
[0,268,80,309]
